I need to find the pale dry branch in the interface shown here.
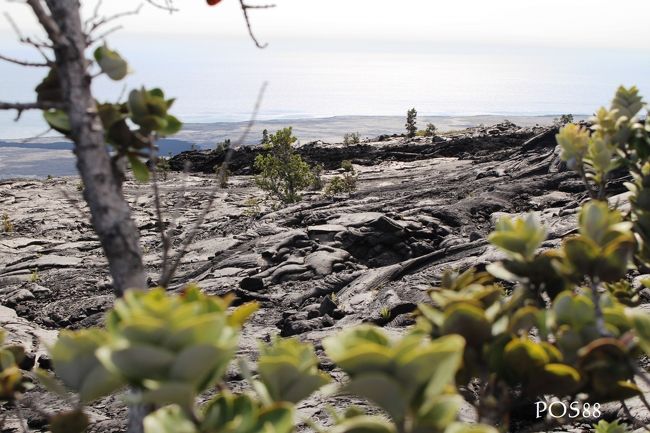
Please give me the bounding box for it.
[87,25,123,45]
[0,101,64,120]
[4,11,53,62]
[0,52,50,67]
[144,0,178,13]
[25,0,63,45]
[159,82,268,288]
[85,2,143,44]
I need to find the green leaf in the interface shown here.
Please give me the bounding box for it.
[50,329,119,398]
[628,309,650,355]
[128,155,150,183]
[342,373,408,422]
[258,337,330,404]
[159,115,182,136]
[256,404,295,433]
[140,382,195,409]
[556,123,590,170]
[99,344,175,381]
[78,363,125,403]
[43,110,71,134]
[416,394,463,431]
[144,405,198,433]
[329,415,397,433]
[488,213,546,260]
[169,344,229,387]
[94,44,129,81]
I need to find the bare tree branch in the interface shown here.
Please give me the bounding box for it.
[25,0,63,45]
[0,101,63,110]
[159,82,268,288]
[87,25,124,46]
[0,101,65,120]
[0,52,50,67]
[4,11,54,62]
[239,0,275,49]
[144,0,178,13]
[147,138,173,282]
[85,2,143,44]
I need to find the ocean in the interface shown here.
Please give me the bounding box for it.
[0,33,648,178]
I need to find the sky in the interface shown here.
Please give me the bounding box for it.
[1,0,649,139]
[1,0,649,50]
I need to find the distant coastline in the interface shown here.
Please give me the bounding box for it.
[0,114,586,180]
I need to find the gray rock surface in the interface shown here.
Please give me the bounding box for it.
[0,122,641,431]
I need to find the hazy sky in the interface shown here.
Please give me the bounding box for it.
[1,0,649,50]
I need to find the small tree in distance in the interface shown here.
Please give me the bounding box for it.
[425,122,437,137]
[343,132,360,146]
[254,127,314,204]
[406,108,417,138]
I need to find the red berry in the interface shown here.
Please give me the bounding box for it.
[207,0,222,5]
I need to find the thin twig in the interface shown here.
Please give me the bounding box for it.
[19,127,53,143]
[0,53,49,67]
[0,101,65,121]
[87,25,124,46]
[589,277,611,337]
[144,0,178,13]
[4,11,53,62]
[159,82,268,288]
[85,3,143,45]
[238,0,275,49]
[25,0,64,45]
[148,138,172,282]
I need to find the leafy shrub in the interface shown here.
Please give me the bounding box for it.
[243,197,262,217]
[416,124,437,137]
[343,132,360,146]
[594,420,630,433]
[417,86,650,427]
[213,163,230,188]
[0,328,30,401]
[254,127,314,204]
[554,114,575,127]
[2,213,13,233]
[324,160,357,197]
[311,163,325,190]
[38,286,499,433]
[405,108,417,138]
[156,157,171,181]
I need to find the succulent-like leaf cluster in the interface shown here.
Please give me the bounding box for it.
[47,287,258,412]
[256,336,330,404]
[322,326,495,433]
[0,328,30,401]
[418,204,647,424]
[414,86,650,428]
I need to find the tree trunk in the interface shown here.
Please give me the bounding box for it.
[44,0,147,297]
[42,2,149,431]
